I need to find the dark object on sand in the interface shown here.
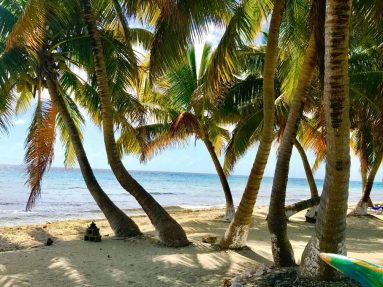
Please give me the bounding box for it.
[84,222,102,242]
[202,236,217,244]
[46,238,53,246]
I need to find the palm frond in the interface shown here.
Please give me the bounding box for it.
[223,109,264,175]
[25,100,57,211]
[205,0,271,98]
[140,112,200,161]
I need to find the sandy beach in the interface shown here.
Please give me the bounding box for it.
[0,207,382,287]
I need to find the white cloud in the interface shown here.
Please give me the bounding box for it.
[13,119,27,126]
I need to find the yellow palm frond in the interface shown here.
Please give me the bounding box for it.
[25,100,57,211]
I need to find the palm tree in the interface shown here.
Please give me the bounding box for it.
[209,42,321,221]
[1,0,141,237]
[284,139,320,220]
[348,46,383,215]
[350,136,383,216]
[267,0,325,264]
[220,0,286,249]
[129,44,236,222]
[300,0,352,279]
[80,0,189,247]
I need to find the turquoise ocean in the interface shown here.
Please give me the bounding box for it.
[0,164,382,227]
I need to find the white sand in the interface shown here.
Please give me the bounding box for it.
[0,207,382,286]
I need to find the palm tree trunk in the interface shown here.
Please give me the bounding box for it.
[203,137,235,222]
[300,0,352,279]
[294,139,319,198]
[111,0,137,75]
[350,153,382,216]
[285,197,320,218]
[358,154,374,207]
[81,0,188,247]
[295,138,320,222]
[44,61,141,237]
[267,34,317,267]
[285,139,319,220]
[220,0,286,249]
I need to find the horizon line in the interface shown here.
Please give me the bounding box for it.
[0,163,369,183]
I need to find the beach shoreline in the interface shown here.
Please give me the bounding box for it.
[0,207,382,286]
[2,202,380,228]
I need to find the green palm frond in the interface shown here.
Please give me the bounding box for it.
[129,28,154,50]
[55,91,85,168]
[0,4,17,40]
[223,109,263,175]
[148,0,235,78]
[205,0,271,98]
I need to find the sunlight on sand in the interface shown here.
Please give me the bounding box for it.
[0,208,382,286]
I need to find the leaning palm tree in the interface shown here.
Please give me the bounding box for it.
[267,0,324,266]
[80,0,190,247]
[349,129,383,215]
[348,46,383,215]
[220,0,287,249]
[300,0,352,279]
[127,43,236,222]
[1,0,141,237]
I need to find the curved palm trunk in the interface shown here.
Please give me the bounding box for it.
[294,138,319,223]
[359,155,374,208]
[294,139,319,198]
[220,0,286,249]
[350,153,382,215]
[203,137,235,222]
[300,0,352,279]
[112,0,137,74]
[81,0,188,247]
[267,34,317,267]
[285,139,319,220]
[44,62,141,237]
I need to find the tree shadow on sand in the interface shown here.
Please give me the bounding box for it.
[0,211,382,286]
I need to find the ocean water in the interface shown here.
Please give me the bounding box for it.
[0,164,382,227]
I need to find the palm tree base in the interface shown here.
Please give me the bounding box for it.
[300,236,346,279]
[223,205,236,223]
[270,234,296,267]
[219,222,249,249]
[305,205,319,223]
[348,201,368,216]
[156,219,190,247]
[107,209,142,237]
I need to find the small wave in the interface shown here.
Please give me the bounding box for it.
[150,192,182,195]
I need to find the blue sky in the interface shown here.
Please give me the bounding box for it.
[0,106,378,182]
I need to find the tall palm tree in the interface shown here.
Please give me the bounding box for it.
[1,0,141,237]
[220,0,286,249]
[267,0,325,265]
[300,0,352,279]
[80,0,189,247]
[129,44,236,222]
